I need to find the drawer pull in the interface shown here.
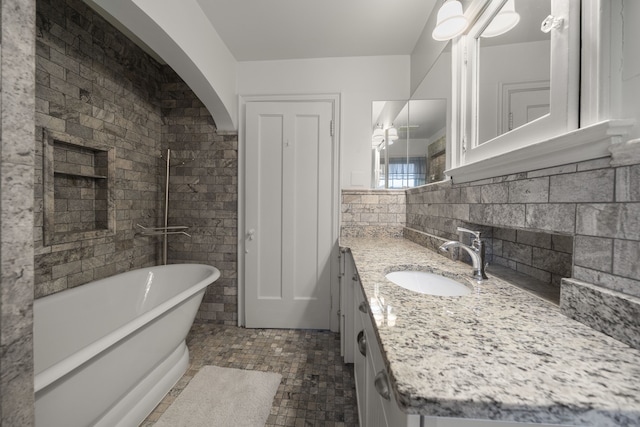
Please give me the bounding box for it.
[357,330,367,356]
[358,301,368,314]
[374,370,391,400]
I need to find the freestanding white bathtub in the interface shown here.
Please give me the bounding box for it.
[34,263,220,427]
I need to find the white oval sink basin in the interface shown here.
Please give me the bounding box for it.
[385,271,472,296]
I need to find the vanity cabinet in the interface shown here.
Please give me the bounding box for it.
[340,249,357,364]
[343,244,579,427]
[351,270,420,427]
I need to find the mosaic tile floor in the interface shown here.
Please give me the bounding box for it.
[142,323,359,427]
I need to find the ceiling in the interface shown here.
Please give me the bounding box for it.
[194,0,437,61]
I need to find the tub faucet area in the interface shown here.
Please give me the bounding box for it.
[439,227,488,281]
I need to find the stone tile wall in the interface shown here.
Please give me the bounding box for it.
[484,227,573,286]
[341,189,406,237]
[160,70,238,324]
[33,0,237,324]
[341,185,573,288]
[405,157,639,294]
[1,0,37,424]
[34,0,166,297]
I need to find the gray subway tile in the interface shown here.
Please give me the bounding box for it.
[517,230,551,248]
[576,203,640,240]
[503,241,532,264]
[509,177,549,203]
[532,247,572,276]
[494,227,517,242]
[460,186,482,203]
[616,165,640,202]
[574,235,613,273]
[481,183,509,203]
[613,239,640,281]
[452,204,470,221]
[551,234,574,254]
[492,204,526,228]
[491,239,504,256]
[525,203,576,234]
[469,203,493,225]
[549,169,615,203]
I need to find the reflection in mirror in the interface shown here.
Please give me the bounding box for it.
[371,33,451,189]
[371,100,407,188]
[477,0,551,145]
[371,99,446,189]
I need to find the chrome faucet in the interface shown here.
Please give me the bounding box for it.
[439,227,488,281]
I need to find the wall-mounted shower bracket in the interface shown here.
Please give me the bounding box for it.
[136,223,191,265]
[136,224,191,237]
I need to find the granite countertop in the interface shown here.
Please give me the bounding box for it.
[342,236,640,427]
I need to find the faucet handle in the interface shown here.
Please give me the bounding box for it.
[457,227,482,240]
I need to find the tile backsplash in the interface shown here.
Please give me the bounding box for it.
[341,189,406,237]
[489,227,573,286]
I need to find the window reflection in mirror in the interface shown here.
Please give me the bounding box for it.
[371,32,451,189]
[476,0,551,145]
[371,100,446,189]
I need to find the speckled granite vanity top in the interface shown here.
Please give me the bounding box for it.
[342,236,640,426]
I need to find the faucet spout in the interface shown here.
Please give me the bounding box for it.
[439,238,488,281]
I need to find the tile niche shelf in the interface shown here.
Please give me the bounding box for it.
[43,130,116,246]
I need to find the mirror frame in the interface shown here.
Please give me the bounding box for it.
[450,0,580,174]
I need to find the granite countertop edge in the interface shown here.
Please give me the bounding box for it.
[341,236,640,427]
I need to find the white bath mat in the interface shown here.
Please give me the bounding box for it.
[154,366,282,427]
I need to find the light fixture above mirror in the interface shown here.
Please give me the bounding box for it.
[386,125,399,142]
[372,124,385,146]
[481,0,520,38]
[432,0,469,41]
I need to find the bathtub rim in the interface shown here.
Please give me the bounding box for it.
[34,263,220,393]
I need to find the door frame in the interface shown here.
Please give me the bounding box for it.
[238,93,342,331]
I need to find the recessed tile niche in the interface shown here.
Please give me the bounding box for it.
[43,130,116,245]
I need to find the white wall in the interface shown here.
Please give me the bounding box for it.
[237,56,410,188]
[412,50,451,100]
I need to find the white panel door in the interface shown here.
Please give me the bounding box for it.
[245,101,334,329]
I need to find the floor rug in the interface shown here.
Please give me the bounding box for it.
[154,366,282,427]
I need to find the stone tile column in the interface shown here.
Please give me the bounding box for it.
[1,0,36,425]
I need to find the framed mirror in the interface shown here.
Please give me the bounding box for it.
[476,0,552,145]
[453,0,580,170]
[371,100,447,189]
